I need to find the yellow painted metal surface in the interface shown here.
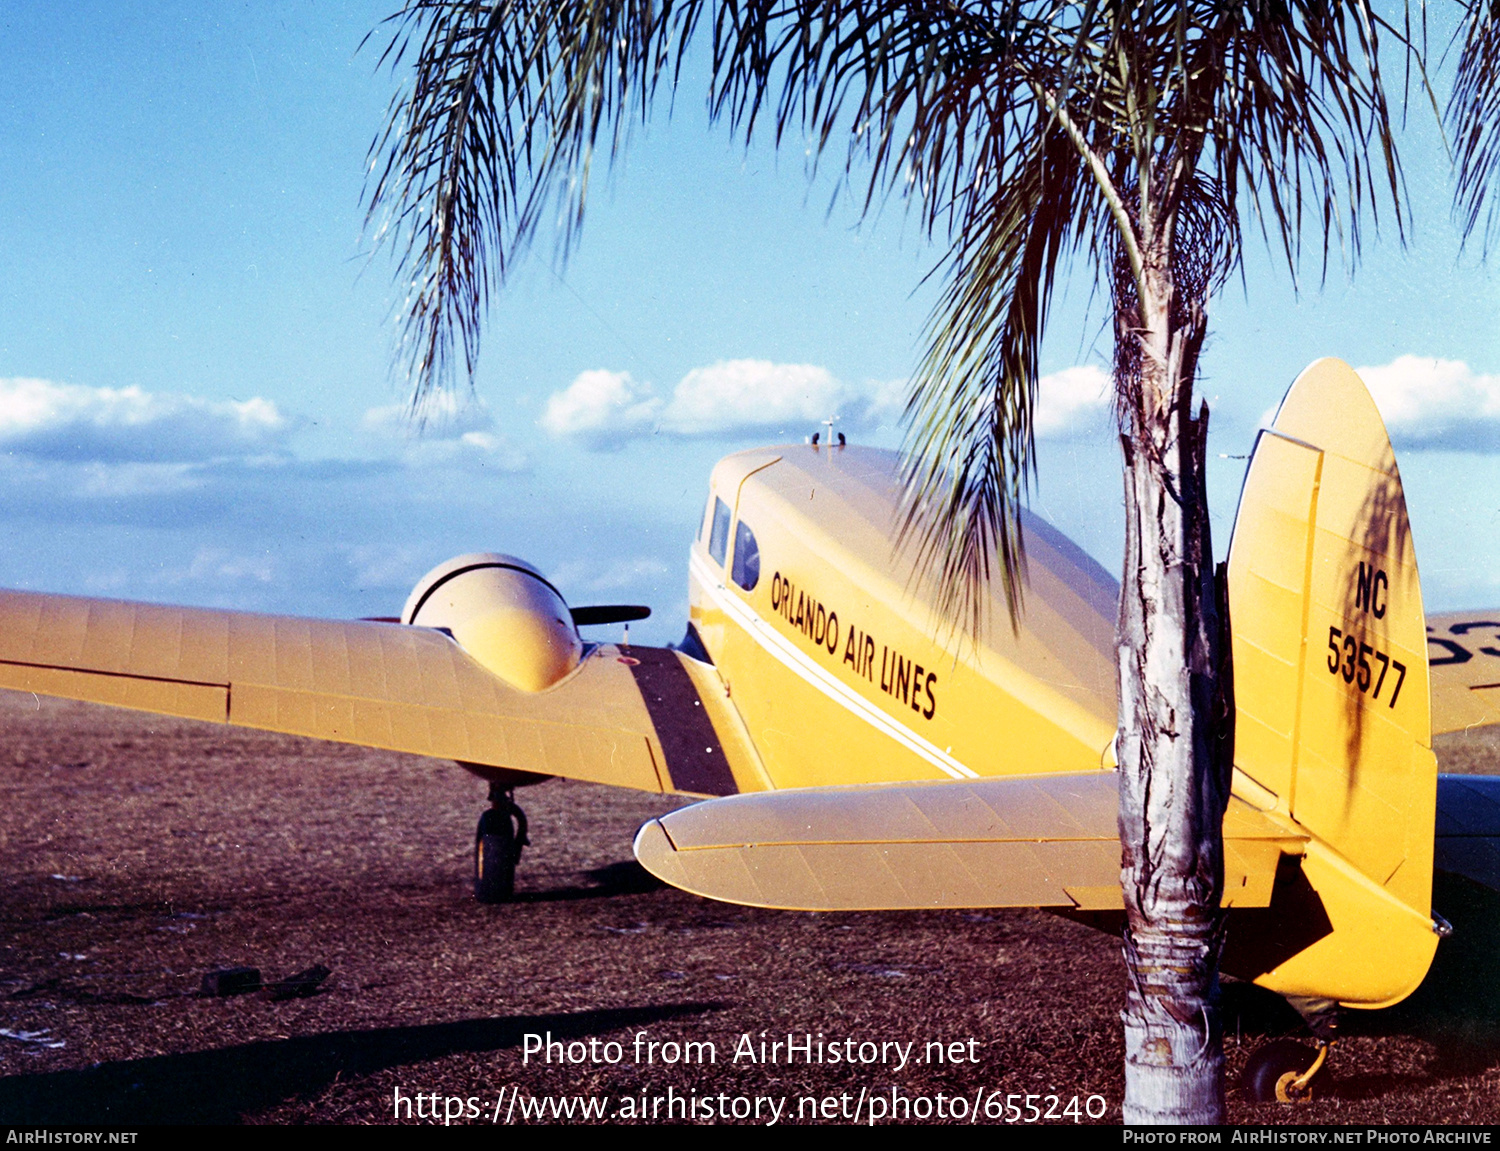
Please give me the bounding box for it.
[1225,358,1438,1007]
[1427,610,1500,734]
[639,358,1449,1010]
[677,654,774,793]
[403,552,583,692]
[0,357,1475,1013]
[634,773,1302,913]
[688,445,1120,789]
[0,442,1123,806]
[0,590,667,793]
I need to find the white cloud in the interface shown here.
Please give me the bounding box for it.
[542,359,1113,448]
[858,377,910,428]
[0,377,290,462]
[344,544,430,593]
[1356,356,1500,451]
[72,460,204,498]
[171,547,276,587]
[363,391,527,470]
[1256,357,1500,452]
[551,556,672,595]
[542,360,850,447]
[362,390,496,440]
[1034,365,1112,438]
[391,431,528,472]
[540,369,661,448]
[659,360,845,435]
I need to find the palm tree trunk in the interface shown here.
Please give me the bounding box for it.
[1115,262,1235,1124]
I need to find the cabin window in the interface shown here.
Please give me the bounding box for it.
[708,497,732,566]
[731,520,760,591]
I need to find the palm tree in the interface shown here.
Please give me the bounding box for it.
[365,0,1415,1123]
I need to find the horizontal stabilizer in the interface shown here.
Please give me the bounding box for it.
[634,773,1304,912]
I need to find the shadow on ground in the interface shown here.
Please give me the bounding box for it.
[0,1003,721,1123]
[512,860,667,904]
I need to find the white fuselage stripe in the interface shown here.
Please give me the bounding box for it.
[690,552,977,780]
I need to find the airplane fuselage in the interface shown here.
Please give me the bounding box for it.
[685,444,1119,790]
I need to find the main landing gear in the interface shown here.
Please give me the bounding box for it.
[1240,1038,1331,1102]
[474,782,529,904]
[1239,997,1337,1103]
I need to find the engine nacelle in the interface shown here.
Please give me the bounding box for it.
[402,552,582,692]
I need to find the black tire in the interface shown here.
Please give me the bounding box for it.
[474,807,518,904]
[1240,1038,1318,1102]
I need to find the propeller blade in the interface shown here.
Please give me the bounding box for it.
[571,605,651,627]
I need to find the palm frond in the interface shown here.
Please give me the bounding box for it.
[899,122,1101,636]
[705,2,1409,628]
[1450,1,1500,252]
[367,0,1415,629]
[364,0,699,415]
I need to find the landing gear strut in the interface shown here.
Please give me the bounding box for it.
[1241,1038,1330,1102]
[474,782,529,904]
[1240,997,1337,1103]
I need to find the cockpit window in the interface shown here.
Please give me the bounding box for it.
[698,494,713,542]
[731,520,760,591]
[708,497,732,566]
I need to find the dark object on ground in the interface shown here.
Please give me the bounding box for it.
[201,967,263,998]
[262,965,331,1002]
[474,793,527,904]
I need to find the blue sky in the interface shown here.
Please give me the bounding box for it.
[3,2,1500,645]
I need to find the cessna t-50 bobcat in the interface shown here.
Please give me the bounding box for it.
[4,359,1498,1101]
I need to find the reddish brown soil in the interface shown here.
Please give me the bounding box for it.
[2,690,1498,1125]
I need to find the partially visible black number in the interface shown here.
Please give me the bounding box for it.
[1427,630,1473,666]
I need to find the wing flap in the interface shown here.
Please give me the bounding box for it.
[677,655,772,793]
[634,773,1305,911]
[0,661,229,724]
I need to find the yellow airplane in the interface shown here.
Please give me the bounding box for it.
[1,358,1496,1101]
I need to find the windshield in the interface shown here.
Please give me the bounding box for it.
[708,497,732,566]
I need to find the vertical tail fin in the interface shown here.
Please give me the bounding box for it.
[1227,358,1438,1008]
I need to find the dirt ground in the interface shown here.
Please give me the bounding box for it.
[2,689,1499,1125]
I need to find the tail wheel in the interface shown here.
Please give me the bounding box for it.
[1240,1038,1324,1103]
[474,799,528,904]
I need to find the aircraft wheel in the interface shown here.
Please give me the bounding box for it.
[1240,1038,1320,1103]
[474,801,526,904]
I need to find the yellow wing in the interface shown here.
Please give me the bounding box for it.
[0,588,762,797]
[1428,611,1500,735]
